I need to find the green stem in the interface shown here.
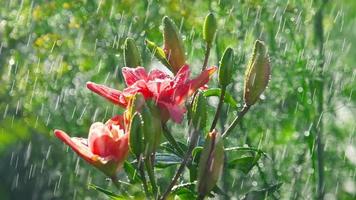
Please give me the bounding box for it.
[197,194,205,200]
[314,1,327,199]
[201,43,211,71]
[162,124,185,157]
[145,154,158,199]
[221,105,251,138]
[138,155,150,198]
[210,87,226,131]
[110,176,121,191]
[159,129,199,200]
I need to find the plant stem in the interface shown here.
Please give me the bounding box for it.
[201,43,211,71]
[138,155,150,198]
[210,87,226,131]
[162,124,185,157]
[314,1,327,199]
[160,42,213,199]
[145,154,158,199]
[110,176,121,191]
[197,194,205,200]
[159,129,199,200]
[221,105,251,138]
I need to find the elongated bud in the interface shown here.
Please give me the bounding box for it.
[124,38,142,68]
[162,16,186,74]
[197,130,224,196]
[203,13,217,46]
[129,113,144,158]
[191,91,207,131]
[145,39,171,68]
[141,101,162,156]
[244,40,270,106]
[218,47,235,88]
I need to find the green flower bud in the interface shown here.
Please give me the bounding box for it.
[218,47,235,88]
[129,112,144,158]
[145,39,171,68]
[141,101,162,156]
[244,40,270,106]
[197,130,224,197]
[162,16,186,74]
[191,91,207,131]
[203,13,217,46]
[124,38,142,68]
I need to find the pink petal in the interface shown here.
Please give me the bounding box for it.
[123,80,153,99]
[173,66,217,105]
[148,69,170,80]
[87,82,127,107]
[173,64,190,88]
[88,122,112,155]
[186,66,217,97]
[159,102,186,123]
[122,67,148,86]
[88,122,129,161]
[54,130,97,164]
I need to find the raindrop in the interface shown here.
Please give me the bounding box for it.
[252,181,258,187]
[24,142,32,167]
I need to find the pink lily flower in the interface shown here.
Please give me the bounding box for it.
[54,115,129,177]
[87,65,217,123]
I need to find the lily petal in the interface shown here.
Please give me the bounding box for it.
[148,69,170,80]
[159,102,186,123]
[122,67,148,86]
[87,82,126,107]
[187,66,217,96]
[173,64,190,88]
[54,130,97,164]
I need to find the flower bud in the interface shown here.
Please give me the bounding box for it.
[244,40,270,106]
[129,112,144,158]
[197,130,224,196]
[218,47,235,88]
[124,38,142,68]
[203,13,217,46]
[162,16,186,74]
[141,101,162,156]
[145,39,171,68]
[191,91,207,131]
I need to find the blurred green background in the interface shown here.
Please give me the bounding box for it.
[0,0,355,199]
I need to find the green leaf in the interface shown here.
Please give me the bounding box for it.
[192,146,203,163]
[89,184,126,200]
[173,185,197,200]
[123,161,141,184]
[224,146,267,157]
[155,153,182,168]
[242,183,283,200]
[203,88,238,109]
[160,141,188,157]
[172,182,197,193]
[227,154,261,174]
